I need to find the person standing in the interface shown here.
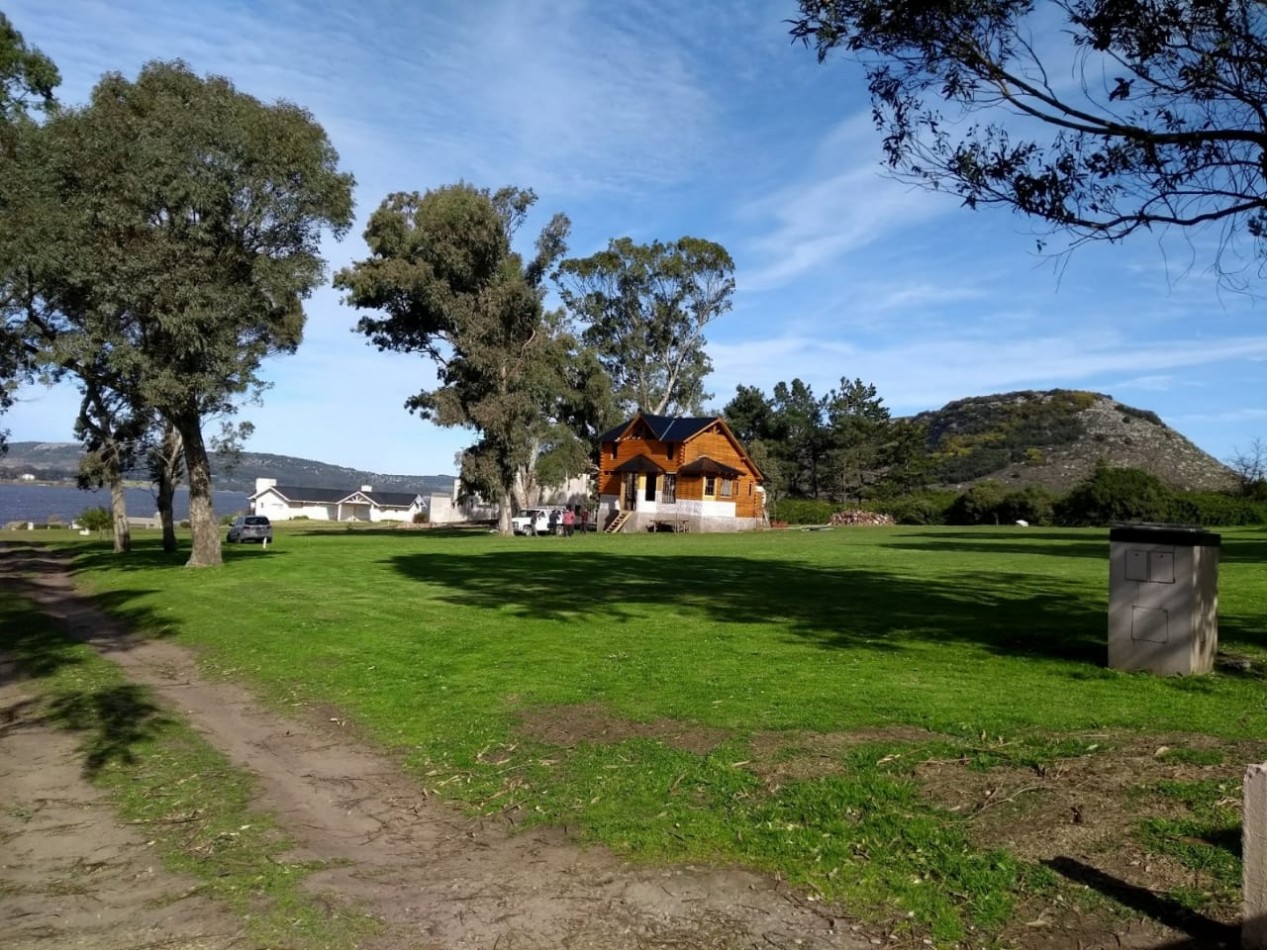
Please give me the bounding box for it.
[562,507,575,538]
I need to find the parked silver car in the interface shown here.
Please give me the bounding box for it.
[227,515,273,543]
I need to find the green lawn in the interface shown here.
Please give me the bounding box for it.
[24,524,1267,945]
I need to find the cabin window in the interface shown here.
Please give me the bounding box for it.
[666,442,675,459]
[720,478,733,498]
[662,475,677,504]
[704,475,716,496]
[610,443,617,460]
[644,474,658,502]
[748,482,753,496]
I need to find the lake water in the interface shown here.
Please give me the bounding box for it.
[0,483,250,524]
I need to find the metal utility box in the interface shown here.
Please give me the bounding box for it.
[1108,524,1220,675]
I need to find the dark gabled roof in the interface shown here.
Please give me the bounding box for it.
[598,413,717,444]
[612,454,666,475]
[361,491,422,508]
[265,485,348,504]
[677,456,744,477]
[257,484,420,508]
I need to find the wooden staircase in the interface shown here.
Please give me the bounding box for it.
[604,511,632,534]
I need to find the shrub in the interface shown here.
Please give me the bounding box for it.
[1169,492,1267,527]
[413,511,429,524]
[947,481,1011,525]
[1054,465,1173,526]
[78,506,113,532]
[769,498,837,525]
[867,490,956,525]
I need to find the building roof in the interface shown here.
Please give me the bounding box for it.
[256,484,422,508]
[677,456,744,477]
[612,455,666,475]
[598,413,718,444]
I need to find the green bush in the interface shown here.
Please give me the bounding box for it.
[866,490,956,525]
[78,506,113,532]
[413,511,429,524]
[1169,492,1267,527]
[1054,465,1173,526]
[769,498,837,524]
[996,485,1057,526]
[947,481,1011,525]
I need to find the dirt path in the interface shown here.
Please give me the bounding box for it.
[0,544,870,950]
[0,668,247,950]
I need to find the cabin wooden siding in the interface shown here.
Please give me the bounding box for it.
[598,419,763,518]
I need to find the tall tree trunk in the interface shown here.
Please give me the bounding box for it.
[109,473,131,553]
[176,416,221,567]
[156,423,183,553]
[156,469,177,552]
[497,487,514,536]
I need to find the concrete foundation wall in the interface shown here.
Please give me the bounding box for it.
[624,512,760,534]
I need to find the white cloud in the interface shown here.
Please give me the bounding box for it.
[737,116,955,290]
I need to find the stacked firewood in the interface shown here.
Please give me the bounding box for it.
[828,509,896,526]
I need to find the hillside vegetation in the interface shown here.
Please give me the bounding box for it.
[914,390,1232,491]
[0,443,454,496]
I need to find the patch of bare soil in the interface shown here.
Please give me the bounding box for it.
[0,669,245,950]
[0,544,871,950]
[745,726,940,788]
[517,702,730,755]
[916,735,1255,948]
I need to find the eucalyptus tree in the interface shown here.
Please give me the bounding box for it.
[0,13,59,451]
[556,236,734,416]
[791,1,1267,273]
[337,184,572,535]
[74,377,147,553]
[15,61,354,565]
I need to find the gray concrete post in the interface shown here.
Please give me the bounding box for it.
[1246,763,1267,949]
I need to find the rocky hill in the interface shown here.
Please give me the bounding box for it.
[0,443,455,496]
[913,390,1233,491]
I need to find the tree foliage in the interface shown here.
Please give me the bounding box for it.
[791,1,1267,271]
[10,61,354,565]
[724,375,915,502]
[0,12,58,134]
[337,184,575,535]
[556,236,734,416]
[0,14,60,452]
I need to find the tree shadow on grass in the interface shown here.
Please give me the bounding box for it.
[1221,536,1267,564]
[66,542,291,573]
[1,593,171,778]
[289,525,492,540]
[45,682,170,778]
[387,548,1113,666]
[0,545,182,688]
[881,529,1109,560]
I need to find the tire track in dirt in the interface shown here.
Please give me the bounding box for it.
[1,544,871,950]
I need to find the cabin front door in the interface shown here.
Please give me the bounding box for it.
[644,474,658,502]
[624,473,638,509]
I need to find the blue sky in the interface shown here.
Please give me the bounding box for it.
[6,0,1266,476]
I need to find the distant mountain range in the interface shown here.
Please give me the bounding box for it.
[0,443,456,497]
[0,389,1234,496]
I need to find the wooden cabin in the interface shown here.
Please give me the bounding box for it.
[597,413,766,533]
